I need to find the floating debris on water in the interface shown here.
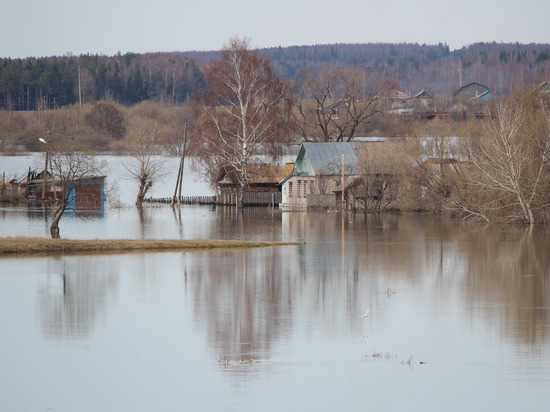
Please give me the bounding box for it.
[365,352,425,367]
[217,355,258,368]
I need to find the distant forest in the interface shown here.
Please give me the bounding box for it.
[1,42,550,111]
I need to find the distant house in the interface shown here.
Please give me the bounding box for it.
[216,163,294,206]
[452,82,494,117]
[538,81,550,96]
[24,169,105,211]
[382,87,410,100]
[453,82,491,101]
[414,90,434,111]
[377,87,410,112]
[382,89,435,120]
[279,142,361,211]
[0,174,24,203]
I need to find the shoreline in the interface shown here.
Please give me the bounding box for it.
[0,237,301,257]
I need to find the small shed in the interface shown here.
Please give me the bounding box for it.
[216,163,293,206]
[24,169,105,211]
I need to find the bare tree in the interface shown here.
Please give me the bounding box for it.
[123,118,167,205]
[192,37,292,206]
[48,144,107,238]
[350,142,408,213]
[293,64,379,142]
[449,93,550,223]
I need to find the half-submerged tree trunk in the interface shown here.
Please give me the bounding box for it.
[136,178,152,205]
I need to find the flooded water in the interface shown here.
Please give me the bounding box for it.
[1,155,550,411]
[1,210,550,411]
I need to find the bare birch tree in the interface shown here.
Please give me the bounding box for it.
[192,37,292,205]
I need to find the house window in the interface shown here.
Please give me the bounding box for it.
[289,182,293,198]
[303,180,307,197]
[297,180,302,198]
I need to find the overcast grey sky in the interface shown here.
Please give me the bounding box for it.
[2,0,549,58]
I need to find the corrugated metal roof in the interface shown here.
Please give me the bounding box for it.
[302,142,358,173]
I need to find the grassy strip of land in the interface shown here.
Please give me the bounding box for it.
[0,237,301,257]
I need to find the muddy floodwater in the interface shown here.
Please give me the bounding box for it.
[1,206,550,412]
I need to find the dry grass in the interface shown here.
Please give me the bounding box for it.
[0,237,300,257]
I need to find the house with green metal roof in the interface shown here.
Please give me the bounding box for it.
[279,142,361,211]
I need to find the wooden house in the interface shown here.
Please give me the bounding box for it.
[539,81,550,94]
[216,163,294,206]
[377,87,410,112]
[452,82,494,118]
[453,82,490,101]
[414,90,434,111]
[24,169,105,211]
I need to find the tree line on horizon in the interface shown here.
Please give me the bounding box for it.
[0,52,206,111]
[1,42,550,112]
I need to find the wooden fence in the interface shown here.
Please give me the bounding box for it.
[143,192,281,207]
[247,191,281,206]
[143,196,217,205]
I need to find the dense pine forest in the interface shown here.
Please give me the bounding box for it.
[0,53,206,111]
[2,42,550,112]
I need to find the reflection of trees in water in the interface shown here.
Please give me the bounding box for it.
[462,225,550,346]
[37,256,119,340]
[284,213,549,351]
[188,249,289,361]
[207,207,283,241]
[189,213,467,363]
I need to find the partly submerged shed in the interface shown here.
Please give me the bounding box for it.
[217,163,294,206]
[25,170,105,211]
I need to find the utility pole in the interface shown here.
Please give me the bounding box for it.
[341,154,345,213]
[39,130,51,202]
[78,65,82,107]
[458,58,463,88]
[171,122,188,206]
[178,122,188,205]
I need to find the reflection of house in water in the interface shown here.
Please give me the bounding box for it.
[24,169,105,212]
[217,163,294,206]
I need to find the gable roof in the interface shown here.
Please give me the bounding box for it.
[415,90,432,99]
[453,82,490,97]
[217,163,294,186]
[280,142,361,184]
[301,142,359,172]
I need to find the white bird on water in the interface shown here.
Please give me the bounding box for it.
[359,308,370,318]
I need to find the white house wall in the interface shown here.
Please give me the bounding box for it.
[280,176,316,211]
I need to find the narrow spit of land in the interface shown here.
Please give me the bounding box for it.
[0,237,301,257]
